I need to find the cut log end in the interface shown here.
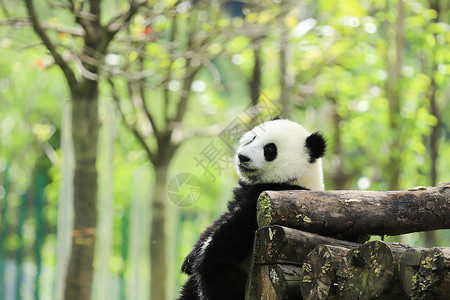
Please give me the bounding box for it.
[256,264,302,300]
[338,241,396,300]
[300,244,350,300]
[399,247,449,299]
[257,192,273,228]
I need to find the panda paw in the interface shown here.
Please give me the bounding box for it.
[181,252,196,275]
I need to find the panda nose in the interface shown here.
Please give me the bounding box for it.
[238,154,250,163]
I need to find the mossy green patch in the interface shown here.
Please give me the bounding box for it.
[257,192,273,228]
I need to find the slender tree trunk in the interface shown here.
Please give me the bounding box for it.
[426,58,440,248]
[330,97,350,189]
[427,0,442,189]
[279,19,289,118]
[151,162,169,300]
[250,37,262,107]
[385,0,405,190]
[424,0,442,247]
[64,81,100,300]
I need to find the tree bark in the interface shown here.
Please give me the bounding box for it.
[64,83,100,300]
[256,183,450,239]
[399,247,450,300]
[301,245,350,300]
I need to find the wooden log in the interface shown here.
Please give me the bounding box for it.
[301,245,350,300]
[337,240,416,300]
[399,247,450,300]
[257,183,450,240]
[245,226,359,299]
[252,225,359,265]
[255,264,303,300]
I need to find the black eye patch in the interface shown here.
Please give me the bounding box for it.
[264,143,277,161]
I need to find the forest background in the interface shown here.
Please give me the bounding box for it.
[0,0,449,300]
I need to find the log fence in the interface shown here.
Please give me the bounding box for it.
[246,182,450,300]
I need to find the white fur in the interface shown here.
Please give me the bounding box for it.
[200,236,213,255]
[235,119,324,190]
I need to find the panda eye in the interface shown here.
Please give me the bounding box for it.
[264,143,277,162]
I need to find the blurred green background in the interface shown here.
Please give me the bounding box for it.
[0,0,449,299]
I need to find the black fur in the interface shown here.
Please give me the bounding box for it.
[305,132,326,163]
[178,181,307,300]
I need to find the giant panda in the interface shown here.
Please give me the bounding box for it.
[177,118,326,300]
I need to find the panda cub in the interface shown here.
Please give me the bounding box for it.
[178,118,326,300]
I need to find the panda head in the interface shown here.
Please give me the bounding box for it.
[235,118,326,190]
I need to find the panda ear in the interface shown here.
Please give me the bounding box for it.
[272,116,281,121]
[305,132,326,163]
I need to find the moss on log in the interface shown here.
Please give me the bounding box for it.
[399,247,450,300]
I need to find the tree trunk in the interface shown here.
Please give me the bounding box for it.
[150,164,169,300]
[256,183,450,239]
[330,96,352,189]
[424,0,443,248]
[64,82,100,300]
[385,0,405,191]
[428,0,441,188]
[250,46,261,106]
[279,18,290,118]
